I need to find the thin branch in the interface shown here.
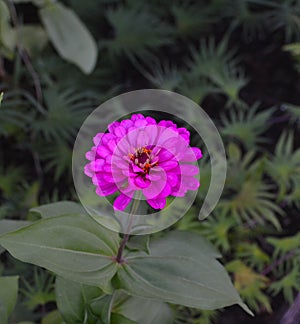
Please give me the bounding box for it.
[280,293,300,324]
[261,250,297,276]
[5,0,43,104]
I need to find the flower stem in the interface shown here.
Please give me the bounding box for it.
[115,194,141,263]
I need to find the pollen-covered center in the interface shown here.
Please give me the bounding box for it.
[129,147,158,174]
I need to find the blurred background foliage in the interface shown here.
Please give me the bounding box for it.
[0,0,300,323]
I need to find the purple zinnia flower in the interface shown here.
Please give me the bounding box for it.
[84,114,202,211]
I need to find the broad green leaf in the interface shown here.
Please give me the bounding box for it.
[0,220,32,235]
[0,220,32,254]
[0,215,119,291]
[112,291,174,324]
[30,201,86,218]
[0,303,8,324]
[115,231,252,314]
[0,276,19,320]
[13,0,45,5]
[56,276,102,324]
[16,25,48,56]
[111,313,136,324]
[150,230,221,259]
[92,295,114,324]
[127,235,150,254]
[41,310,64,324]
[39,2,98,74]
[0,0,16,58]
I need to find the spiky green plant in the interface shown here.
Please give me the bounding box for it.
[266,132,300,201]
[105,5,174,59]
[226,260,272,313]
[221,104,273,150]
[20,267,55,311]
[266,0,300,41]
[221,144,283,229]
[269,263,300,305]
[186,37,248,102]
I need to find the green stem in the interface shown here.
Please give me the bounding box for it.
[115,194,141,263]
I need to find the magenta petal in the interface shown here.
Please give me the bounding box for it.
[167,173,179,187]
[90,159,105,172]
[85,148,96,161]
[145,117,156,125]
[84,163,93,177]
[113,193,132,211]
[134,176,151,189]
[131,113,144,122]
[178,128,190,142]
[103,173,115,183]
[114,126,126,137]
[97,146,110,158]
[135,119,148,127]
[160,182,172,197]
[148,172,161,181]
[93,133,104,145]
[143,180,165,199]
[159,160,178,170]
[179,164,199,176]
[182,177,200,190]
[147,197,166,209]
[157,149,174,162]
[96,183,118,196]
[121,119,133,129]
[101,133,115,145]
[192,147,202,160]
[108,121,120,133]
[132,164,143,173]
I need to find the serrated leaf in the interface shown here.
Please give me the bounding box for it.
[0,276,19,320]
[30,201,86,218]
[39,2,97,74]
[115,232,252,314]
[0,215,119,291]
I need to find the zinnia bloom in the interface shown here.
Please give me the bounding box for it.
[84,114,202,211]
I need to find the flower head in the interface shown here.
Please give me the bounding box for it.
[84,114,202,211]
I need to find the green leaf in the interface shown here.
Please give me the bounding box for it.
[0,220,32,254]
[30,201,86,218]
[0,220,32,235]
[150,230,221,259]
[39,2,97,74]
[15,24,48,57]
[41,310,64,324]
[115,231,252,314]
[111,313,137,324]
[0,1,16,58]
[0,215,119,292]
[127,235,150,254]
[112,291,174,324]
[56,276,102,324]
[0,276,19,320]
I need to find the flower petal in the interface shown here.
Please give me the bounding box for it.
[96,183,118,196]
[134,176,151,189]
[147,197,166,209]
[113,193,133,211]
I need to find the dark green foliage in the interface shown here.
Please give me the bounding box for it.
[0,0,300,323]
